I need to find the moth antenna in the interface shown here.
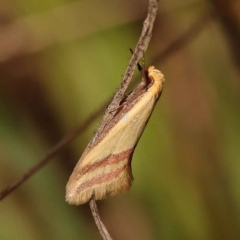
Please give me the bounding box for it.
[129,48,134,55]
[129,48,143,72]
[137,62,143,72]
[138,52,149,82]
[142,51,146,68]
[129,48,148,84]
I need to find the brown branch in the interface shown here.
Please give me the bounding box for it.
[89,199,113,240]
[107,0,158,114]
[86,1,159,239]
[210,0,240,69]
[85,0,159,153]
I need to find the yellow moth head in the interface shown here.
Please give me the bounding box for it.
[148,66,165,84]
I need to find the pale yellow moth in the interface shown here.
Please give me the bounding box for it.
[66,66,165,205]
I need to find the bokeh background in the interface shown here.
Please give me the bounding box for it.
[1,0,240,239]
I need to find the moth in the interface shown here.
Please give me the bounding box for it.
[66,65,165,205]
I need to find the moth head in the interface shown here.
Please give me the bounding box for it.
[147,66,165,85]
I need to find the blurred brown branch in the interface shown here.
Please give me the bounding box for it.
[210,0,240,70]
[0,0,146,62]
[85,0,159,238]
[0,105,105,201]
[91,0,159,150]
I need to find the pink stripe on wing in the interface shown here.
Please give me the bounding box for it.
[77,148,133,177]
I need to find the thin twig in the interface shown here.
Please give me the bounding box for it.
[86,1,159,239]
[89,199,113,240]
[107,0,158,114]
[85,0,159,153]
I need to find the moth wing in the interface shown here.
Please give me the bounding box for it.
[66,83,159,205]
[66,124,135,205]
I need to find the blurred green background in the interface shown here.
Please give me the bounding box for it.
[1,0,240,239]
